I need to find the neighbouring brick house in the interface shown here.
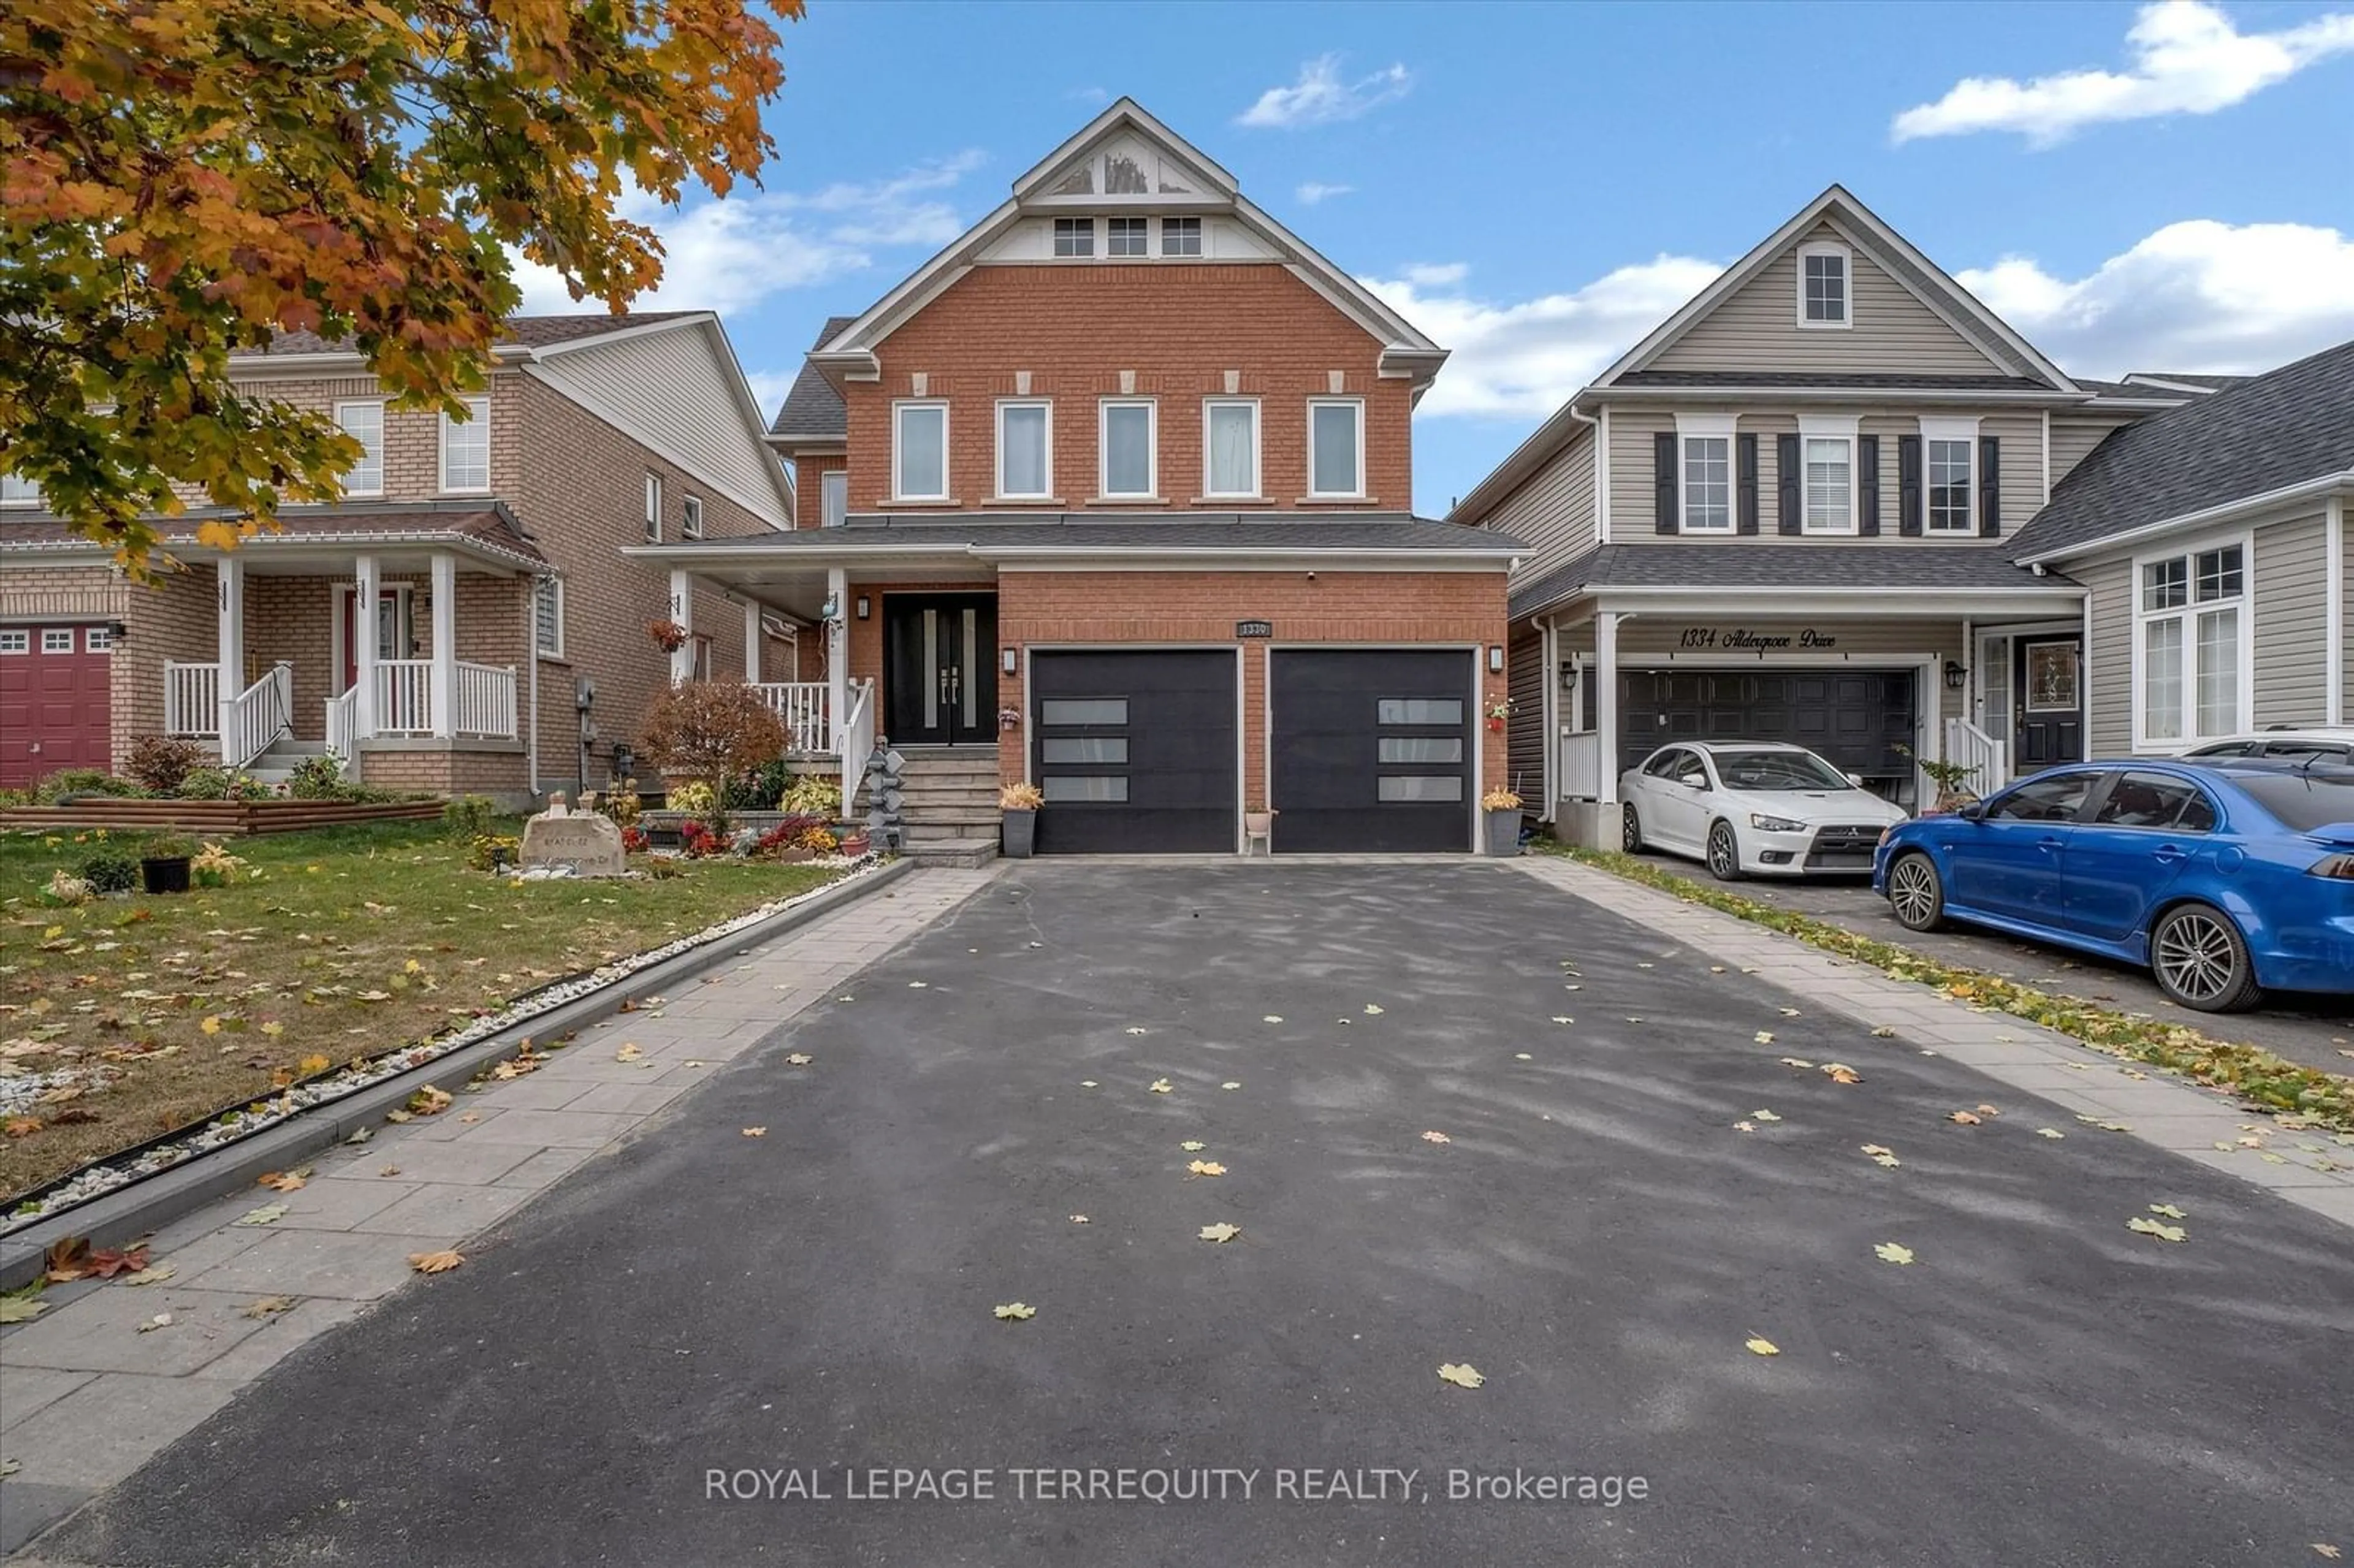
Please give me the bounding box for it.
[650,99,1523,854]
[1,313,796,803]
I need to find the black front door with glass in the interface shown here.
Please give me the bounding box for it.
[883,595,997,746]
[2013,634,2083,769]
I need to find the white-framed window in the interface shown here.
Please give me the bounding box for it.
[1162,216,1202,257]
[334,400,384,496]
[681,494,704,539]
[1107,216,1148,257]
[42,628,74,653]
[820,468,847,528]
[643,472,663,541]
[0,630,27,653]
[1921,417,1978,535]
[1099,398,1157,499]
[1203,398,1260,499]
[2135,535,2250,747]
[1674,413,1737,533]
[996,399,1053,499]
[1306,397,1365,499]
[0,469,37,508]
[1053,217,1094,258]
[1797,240,1851,327]
[893,400,950,500]
[1797,416,1857,534]
[534,576,565,658]
[85,625,112,653]
[438,397,490,492]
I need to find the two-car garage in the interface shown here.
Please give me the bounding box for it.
[1027,647,1479,854]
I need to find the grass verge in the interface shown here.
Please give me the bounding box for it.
[1,820,842,1200]
[1553,845,2353,1135]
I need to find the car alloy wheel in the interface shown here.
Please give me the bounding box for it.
[2150,904,2260,1013]
[1886,853,1944,931]
[1707,821,1742,881]
[1622,803,1644,853]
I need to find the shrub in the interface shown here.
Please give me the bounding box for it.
[287,754,351,800]
[778,772,842,816]
[190,840,248,886]
[666,780,716,818]
[36,768,145,804]
[602,782,643,829]
[443,795,497,839]
[726,756,790,814]
[636,680,787,832]
[794,823,839,853]
[0,788,29,809]
[78,850,139,894]
[753,814,826,858]
[678,818,724,858]
[125,736,205,794]
[177,767,232,801]
[465,833,520,872]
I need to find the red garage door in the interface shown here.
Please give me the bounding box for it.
[0,625,113,788]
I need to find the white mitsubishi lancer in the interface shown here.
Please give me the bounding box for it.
[1618,740,1910,880]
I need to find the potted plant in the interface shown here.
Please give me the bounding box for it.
[139,833,195,894]
[1000,780,1043,859]
[1480,789,1523,858]
[647,618,689,654]
[1485,697,1513,734]
[1895,745,1979,814]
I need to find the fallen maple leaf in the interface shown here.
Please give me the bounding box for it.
[242,1295,297,1318]
[992,1302,1036,1320]
[0,1292,48,1323]
[2149,1203,2187,1220]
[85,1246,150,1279]
[409,1086,454,1116]
[237,1202,288,1227]
[1754,1031,1775,1045]
[136,1311,173,1333]
[1745,1336,1781,1357]
[408,1250,465,1274]
[2312,1547,2342,1561]
[614,1043,644,1062]
[1148,1078,1173,1094]
[1186,1160,1227,1177]
[1420,1130,1452,1145]
[2036,1128,2066,1139]
[1436,1363,1485,1389]
[1199,1222,1242,1244]
[1821,1064,1861,1084]
[2,1116,40,1138]
[256,1169,309,1193]
[786,1052,813,1065]
[121,1263,177,1288]
[1873,1242,1915,1265]
[1733,1120,1756,1132]
[1262,1015,1283,1024]
[1949,1111,1983,1125]
[1751,1109,1781,1123]
[2125,1217,2187,1243]
[1975,1103,2000,1116]
[45,1236,92,1281]
[1778,1056,1815,1069]
[1179,1140,1206,1152]
[1869,1026,1897,1038]
[1221,1081,1241,1090]
[1070,1214,1090,1224]
[742,1127,768,1138]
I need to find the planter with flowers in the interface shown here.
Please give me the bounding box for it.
[1485,697,1513,734]
[647,618,690,655]
[1000,780,1043,859]
[1480,788,1523,858]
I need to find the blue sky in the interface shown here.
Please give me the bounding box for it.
[517,0,2354,516]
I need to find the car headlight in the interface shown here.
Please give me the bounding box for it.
[1749,813,1808,833]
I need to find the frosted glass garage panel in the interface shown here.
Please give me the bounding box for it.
[1378,736,1463,764]
[1377,698,1463,726]
[1042,698,1128,726]
[1377,775,1463,802]
[1042,775,1130,802]
[1043,737,1129,764]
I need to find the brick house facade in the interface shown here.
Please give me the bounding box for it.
[2,314,794,801]
[663,99,1522,854]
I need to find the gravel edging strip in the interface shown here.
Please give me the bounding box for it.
[0,856,915,1289]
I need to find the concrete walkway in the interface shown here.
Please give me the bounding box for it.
[0,865,999,1555]
[1514,856,2354,1231]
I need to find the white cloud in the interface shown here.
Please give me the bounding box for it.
[1067,86,1110,105]
[1238,55,1412,129]
[1892,0,2354,145]
[1957,218,2354,376]
[1401,261,1469,288]
[506,152,988,317]
[1295,181,1356,205]
[1362,256,1726,418]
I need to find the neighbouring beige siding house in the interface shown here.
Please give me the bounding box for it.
[1450,184,2342,840]
[1,313,797,804]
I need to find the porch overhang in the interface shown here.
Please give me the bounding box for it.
[1578,584,2086,622]
[0,502,552,578]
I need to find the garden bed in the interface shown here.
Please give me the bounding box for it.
[0,799,443,836]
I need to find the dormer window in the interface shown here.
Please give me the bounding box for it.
[1107,216,1148,257]
[1053,218,1094,258]
[1798,241,1850,327]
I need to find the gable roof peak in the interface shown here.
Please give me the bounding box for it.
[1010,96,1237,203]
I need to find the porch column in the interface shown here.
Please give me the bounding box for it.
[429,550,457,737]
[1594,610,1621,806]
[743,599,762,682]
[826,566,850,753]
[668,569,695,685]
[352,554,379,737]
[1538,618,1557,816]
[213,554,245,739]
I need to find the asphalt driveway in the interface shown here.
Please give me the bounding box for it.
[1620,848,2354,1076]
[27,863,2354,1567]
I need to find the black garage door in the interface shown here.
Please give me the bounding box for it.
[1271,649,1474,853]
[1030,650,1236,853]
[1620,668,1917,790]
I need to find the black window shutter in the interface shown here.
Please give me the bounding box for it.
[1979,436,2002,536]
[1897,435,1922,536]
[1858,434,1881,536]
[1654,432,1678,534]
[1775,433,1802,535]
[1736,433,1759,535]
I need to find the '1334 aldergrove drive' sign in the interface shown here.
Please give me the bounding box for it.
[1675,626,1840,651]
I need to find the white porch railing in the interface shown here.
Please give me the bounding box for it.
[221,663,293,768]
[750,682,832,753]
[373,660,433,736]
[838,678,876,816]
[1560,729,1604,801]
[453,662,519,739]
[1943,717,2010,797]
[326,687,358,767]
[164,662,221,737]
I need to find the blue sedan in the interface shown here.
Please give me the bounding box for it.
[1872,760,2354,1012]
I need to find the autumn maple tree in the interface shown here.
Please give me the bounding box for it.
[0,1,792,573]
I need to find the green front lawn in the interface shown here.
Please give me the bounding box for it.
[0,821,842,1201]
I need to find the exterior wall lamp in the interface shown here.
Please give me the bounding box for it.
[1488,644,1505,674]
[1002,646,1020,676]
[1943,660,1968,691]
[855,595,870,620]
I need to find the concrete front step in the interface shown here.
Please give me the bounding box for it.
[902,836,999,868]
[894,755,1002,775]
[260,739,331,757]
[897,786,1002,809]
[904,814,1003,842]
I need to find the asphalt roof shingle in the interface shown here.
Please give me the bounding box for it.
[1508,542,2073,618]
[651,514,1523,555]
[0,502,550,569]
[249,312,701,358]
[1612,370,2059,393]
[2009,339,2354,560]
[768,316,858,440]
